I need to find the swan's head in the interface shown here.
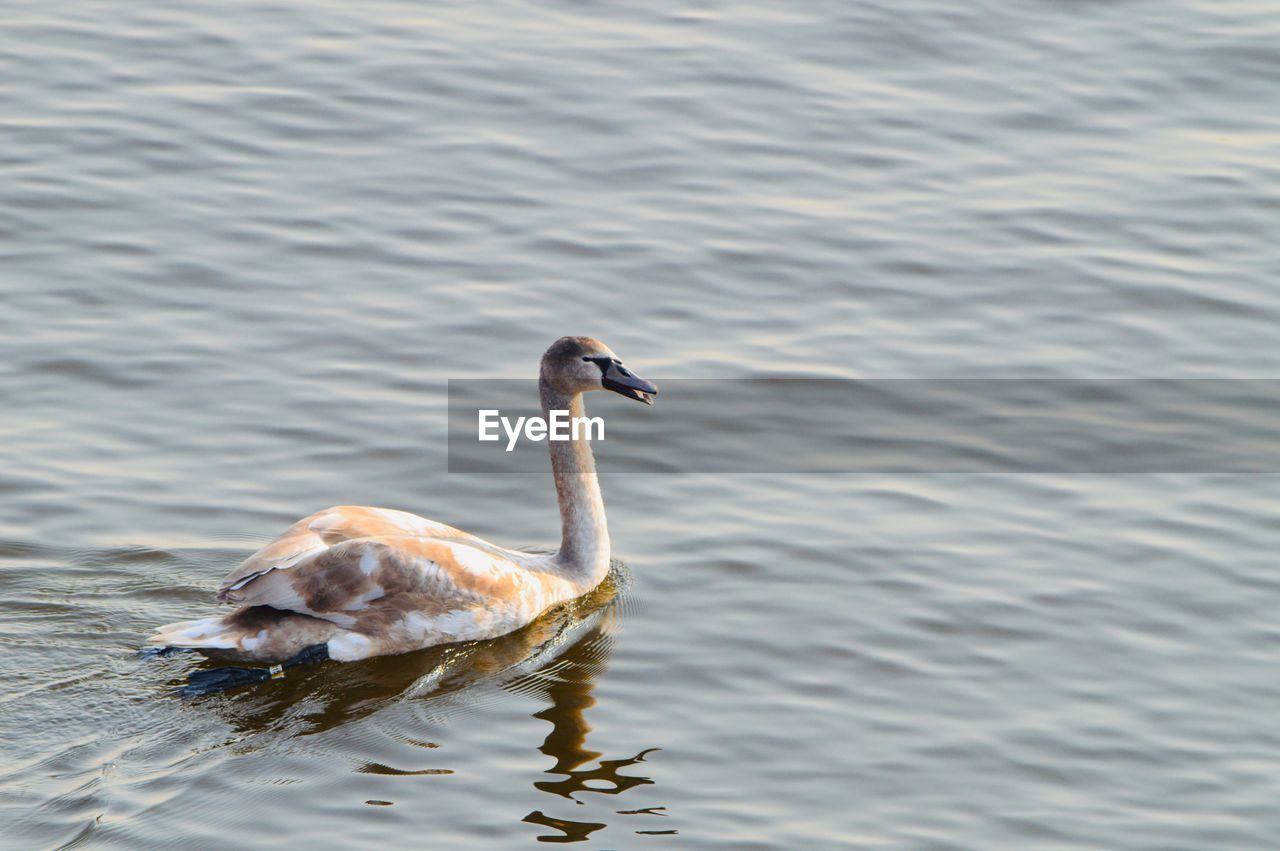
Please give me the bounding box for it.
[541,336,658,405]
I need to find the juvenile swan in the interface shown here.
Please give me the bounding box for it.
[147,336,656,664]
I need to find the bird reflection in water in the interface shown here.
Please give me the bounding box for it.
[184,564,670,843]
[516,614,662,843]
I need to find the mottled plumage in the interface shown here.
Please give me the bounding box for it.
[147,337,657,665]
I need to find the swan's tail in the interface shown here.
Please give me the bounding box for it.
[145,606,341,663]
[146,607,340,697]
[148,616,244,651]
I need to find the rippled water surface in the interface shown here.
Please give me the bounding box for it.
[3,0,1280,847]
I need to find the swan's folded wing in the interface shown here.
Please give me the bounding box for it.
[217,535,536,629]
[217,505,475,601]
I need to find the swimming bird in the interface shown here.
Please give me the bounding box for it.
[147,336,656,667]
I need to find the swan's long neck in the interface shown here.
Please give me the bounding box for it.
[540,378,609,585]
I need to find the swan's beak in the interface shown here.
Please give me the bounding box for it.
[602,363,658,406]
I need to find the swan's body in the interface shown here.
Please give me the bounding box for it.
[147,337,656,664]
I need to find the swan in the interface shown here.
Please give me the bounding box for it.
[147,336,656,668]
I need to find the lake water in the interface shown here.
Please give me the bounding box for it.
[3,1,1279,848]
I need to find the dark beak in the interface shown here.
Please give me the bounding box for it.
[602,362,658,405]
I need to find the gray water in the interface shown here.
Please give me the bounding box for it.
[3,0,1279,847]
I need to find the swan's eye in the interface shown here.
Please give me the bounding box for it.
[583,356,612,375]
